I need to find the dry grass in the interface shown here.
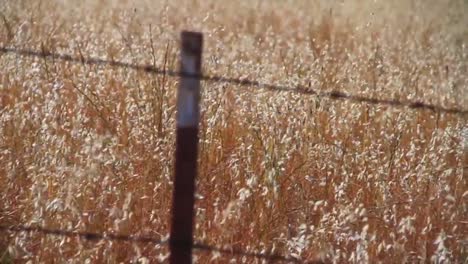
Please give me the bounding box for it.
[0,0,467,263]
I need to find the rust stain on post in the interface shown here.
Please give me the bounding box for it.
[170,31,203,264]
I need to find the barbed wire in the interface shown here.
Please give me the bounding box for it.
[1,46,466,116]
[0,44,462,263]
[0,46,171,75]
[199,75,467,115]
[0,224,324,263]
[192,242,313,263]
[0,224,167,244]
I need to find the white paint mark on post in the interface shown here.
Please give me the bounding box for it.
[177,36,202,128]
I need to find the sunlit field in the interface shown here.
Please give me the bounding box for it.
[0,0,467,263]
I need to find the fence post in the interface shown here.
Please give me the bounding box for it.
[169,31,203,263]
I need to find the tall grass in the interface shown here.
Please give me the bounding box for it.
[0,0,466,262]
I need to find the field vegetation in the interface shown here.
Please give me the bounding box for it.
[0,0,467,262]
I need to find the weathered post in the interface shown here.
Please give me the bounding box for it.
[169,31,203,263]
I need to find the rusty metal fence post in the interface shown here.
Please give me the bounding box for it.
[169,31,203,263]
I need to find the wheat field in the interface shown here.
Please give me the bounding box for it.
[0,0,467,263]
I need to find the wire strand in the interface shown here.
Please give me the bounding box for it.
[0,224,167,244]
[193,242,325,264]
[1,46,466,116]
[0,224,325,263]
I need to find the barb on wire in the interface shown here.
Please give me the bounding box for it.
[1,46,466,116]
[0,224,167,245]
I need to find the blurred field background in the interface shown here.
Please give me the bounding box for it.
[0,0,467,263]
